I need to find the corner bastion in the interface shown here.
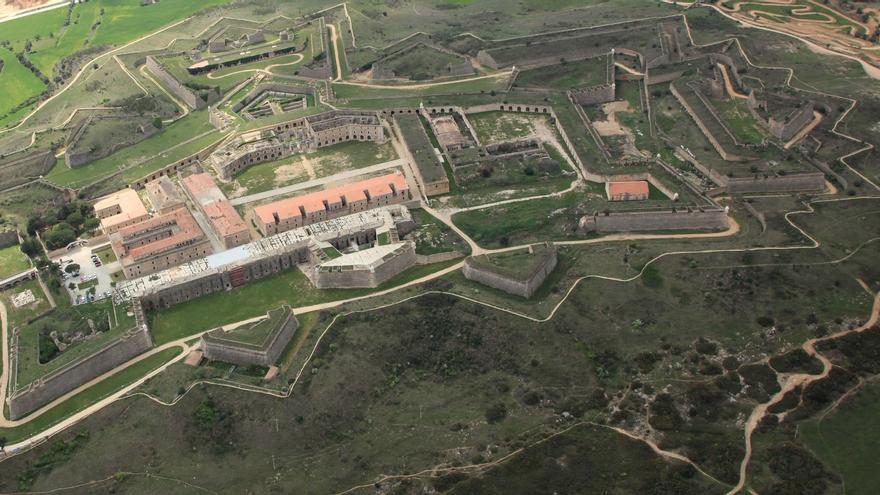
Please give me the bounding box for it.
[463,243,558,299]
[201,305,298,367]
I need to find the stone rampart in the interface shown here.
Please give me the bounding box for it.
[570,83,616,106]
[579,208,729,233]
[8,321,153,419]
[725,173,825,194]
[462,244,557,299]
[312,242,416,289]
[129,135,224,189]
[201,308,298,367]
[0,229,20,248]
[145,56,205,110]
[232,84,315,113]
[0,150,55,189]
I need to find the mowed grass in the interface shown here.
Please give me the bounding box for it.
[90,0,235,47]
[800,381,880,495]
[0,347,181,444]
[0,49,47,118]
[147,259,461,345]
[0,243,31,279]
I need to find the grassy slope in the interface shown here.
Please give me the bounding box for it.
[0,244,31,279]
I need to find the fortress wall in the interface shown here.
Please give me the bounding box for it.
[138,246,311,310]
[670,82,741,162]
[726,173,825,194]
[769,103,814,141]
[130,137,223,189]
[579,208,729,233]
[462,246,557,299]
[232,84,315,113]
[0,229,20,248]
[9,324,153,420]
[314,243,416,289]
[201,312,298,367]
[570,83,615,106]
[145,56,204,110]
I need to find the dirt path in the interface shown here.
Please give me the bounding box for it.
[0,301,8,430]
[334,70,513,91]
[327,23,343,82]
[204,53,304,80]
[784,110,823,149]
[300,154,316,180]
[717,62,749,99]
[729,289,880,494]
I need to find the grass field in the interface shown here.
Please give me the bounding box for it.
[0,244,30,279]
[147,258,460,345]
[0,278,51,330]
[0,48,47,119]
[800,380,880,495]
[514,56,610,90]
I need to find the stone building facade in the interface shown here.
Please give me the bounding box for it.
[579,208,729,233]
[111,207,212,278]
[251,173,409,236]
[209,110,386,180]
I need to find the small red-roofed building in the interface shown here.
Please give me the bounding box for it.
[606,180,649,201]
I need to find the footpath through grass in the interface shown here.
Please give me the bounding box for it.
[0,347,181,444]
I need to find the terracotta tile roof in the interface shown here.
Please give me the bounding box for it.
[606,180,649,198]
[203,200,248,237]
[253,173,408,225]
[181,172,219,196]
[114,207,206,261]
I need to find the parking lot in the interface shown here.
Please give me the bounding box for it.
[52,242,123,305]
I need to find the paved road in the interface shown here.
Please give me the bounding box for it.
[229,158,406,205]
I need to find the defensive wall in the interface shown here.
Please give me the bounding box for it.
[578,207,729,233]
[129,134,224,189]
[372,42,473,80]
[8,307,153,420]
[311,241,416,289]
[0,150,55,189]
[463,243,558,299]
[65,114,160,169]
[0,229,20,248]
[231,84,316,113]
[201,305,298,367]
[145,56,206,110]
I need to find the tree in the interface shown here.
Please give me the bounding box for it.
[64,263,80,274]
[152,117,163,129]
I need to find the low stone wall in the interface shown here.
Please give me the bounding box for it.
[726,173,825,194]
[0,229,19,248]
[462,244,557,299]
[129,135,223,189]
[415,251,462,265]
[570,83,615,106]
[201,310,298,367]
[145,56,205,110]
[579,208,729,233]
[8,322,153,419]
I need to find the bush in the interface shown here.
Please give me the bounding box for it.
[485,403,508,423]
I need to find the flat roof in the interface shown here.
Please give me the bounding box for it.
[94,189,149,230]
[320,242,409,271]
[181,172,227,205]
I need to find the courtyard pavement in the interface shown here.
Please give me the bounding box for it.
[52,242,121,305]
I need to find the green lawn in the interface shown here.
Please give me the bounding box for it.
[0,347,181,444]
[514,56,610,90]
[0,48,47,119]
[147,259,461,345]
[0,278,51,330]
[93,246,117,264]
[27,1,102,78]
[0,243,31,279]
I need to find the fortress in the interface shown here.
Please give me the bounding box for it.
[463,243,558,299]
[201,305,298,367]
[209,110,387,180]
[114,205,415,310]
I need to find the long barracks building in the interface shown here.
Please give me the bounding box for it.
[209,110,387,180]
